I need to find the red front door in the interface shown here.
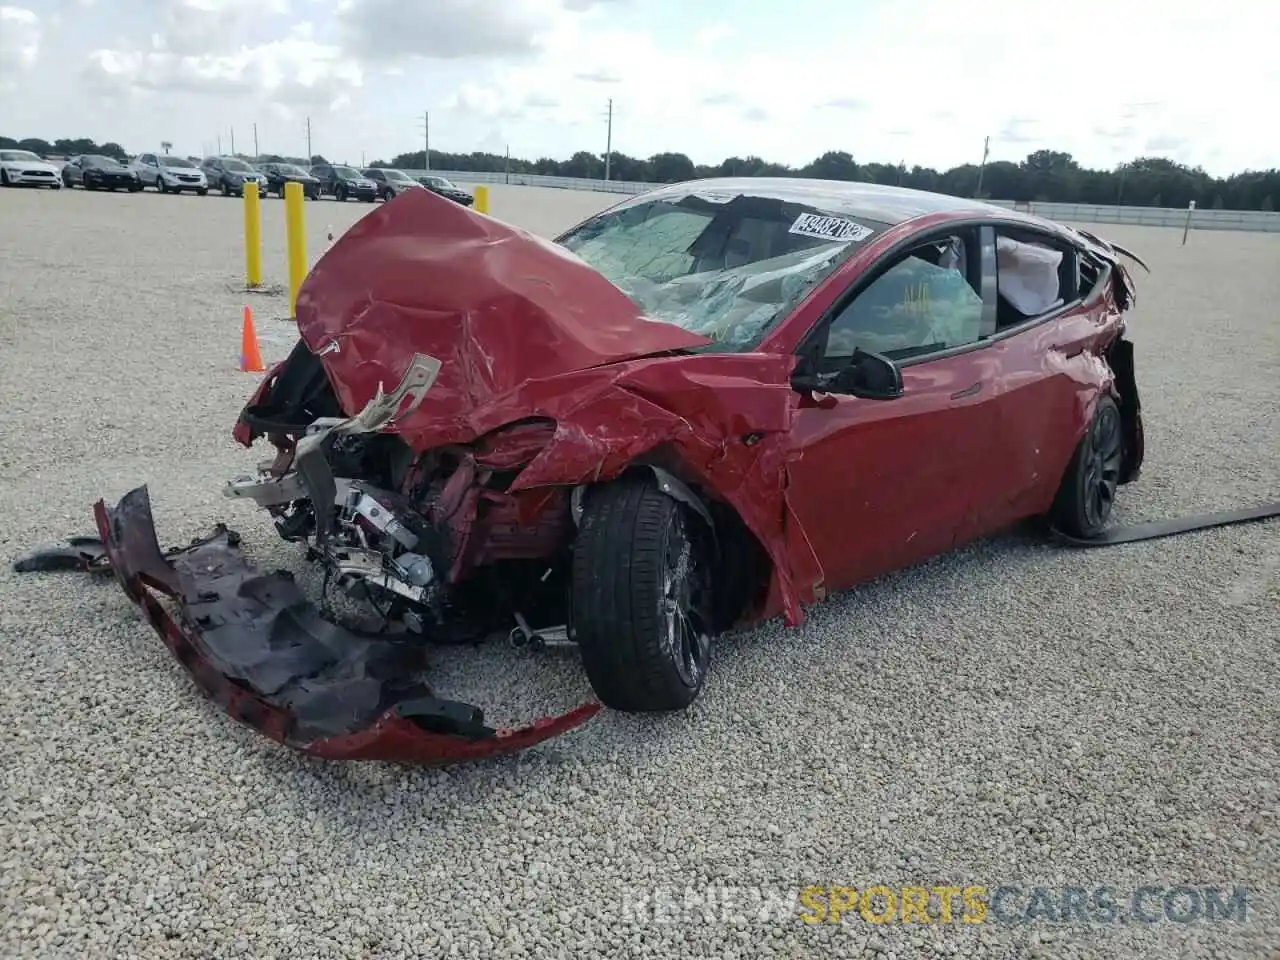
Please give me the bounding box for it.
[780,223,1004,597]
[784,349,1002,597]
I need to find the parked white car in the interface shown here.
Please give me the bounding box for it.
[0,149,63,189]
[131,153,209,195]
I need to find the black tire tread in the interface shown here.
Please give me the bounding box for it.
[571,475,703,712]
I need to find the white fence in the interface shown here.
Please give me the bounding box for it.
[410,168,1280,233]
[417,169,652,196]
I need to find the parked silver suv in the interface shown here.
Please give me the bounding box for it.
[132,153,209,195]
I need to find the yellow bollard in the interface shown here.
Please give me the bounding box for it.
[243,182,262,288]
[284,181,307,319]
[473,184,489,214]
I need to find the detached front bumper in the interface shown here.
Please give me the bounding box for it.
[47,485,599,764]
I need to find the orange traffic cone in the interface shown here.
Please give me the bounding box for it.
[240,305,265,373]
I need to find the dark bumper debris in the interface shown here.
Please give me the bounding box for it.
[12,536,112,574]
[38,485,599,764]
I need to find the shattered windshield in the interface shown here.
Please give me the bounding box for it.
[557,191,888,350]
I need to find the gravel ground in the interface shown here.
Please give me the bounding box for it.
[1,185,1277,960]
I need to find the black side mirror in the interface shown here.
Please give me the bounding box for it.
[841,348,903,399]
[791,348,903,401]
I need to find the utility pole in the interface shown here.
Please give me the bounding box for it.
[604,98,613,181]
[418,111,430,171]
[253,123,259,158]
[505,144,510,184]
[974,135,990,198]
[217,133,222,154]
[305,116,312,162]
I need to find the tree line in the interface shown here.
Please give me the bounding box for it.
[5,134,1277,211]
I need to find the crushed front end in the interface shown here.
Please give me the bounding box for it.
[228,343,583,645]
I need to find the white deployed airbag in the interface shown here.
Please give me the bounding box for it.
[997,235,1063,315]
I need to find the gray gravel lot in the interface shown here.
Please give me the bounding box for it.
[1,184,1277,960]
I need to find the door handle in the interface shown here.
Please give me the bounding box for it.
[949,382,982,400]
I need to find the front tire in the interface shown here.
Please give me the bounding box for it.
[1049,394,1124,539]
[571,475,713,712]
[197,188,207,196]
[0,169,10,187]
[336,183,347,201]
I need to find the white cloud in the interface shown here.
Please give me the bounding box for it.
[694,23,734,48]
[0,6,41,84]
[335,0,571,61]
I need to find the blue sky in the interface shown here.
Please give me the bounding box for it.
[1,0,1276,176]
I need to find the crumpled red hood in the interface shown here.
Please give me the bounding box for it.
[295,188,714,437]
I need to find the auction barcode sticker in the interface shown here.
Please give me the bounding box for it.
[788,213,875,243]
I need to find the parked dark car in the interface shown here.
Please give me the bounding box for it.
[309,163,377,202]
[200,156,270,197]
[361,167,425,202]
[61,155,143,191]
[257,162,321,199]
[414,173,474,206]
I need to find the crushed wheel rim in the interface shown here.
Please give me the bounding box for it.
[660,510,711,688]
[1083,402,1124,530]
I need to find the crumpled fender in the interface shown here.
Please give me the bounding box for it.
[88,485,600,764]
[460,352,822,625]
